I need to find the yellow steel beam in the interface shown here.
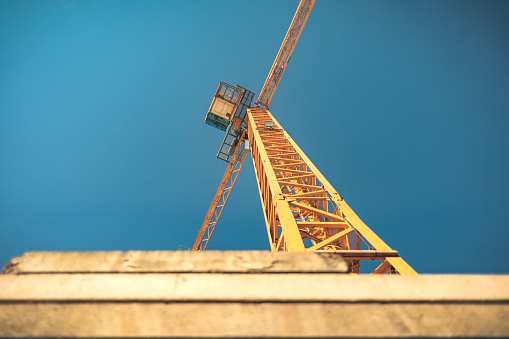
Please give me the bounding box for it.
[289,201,346,221]
[256,0,316,108]
[268,156,300,162]
[247,107,305,251]
[299,230,323,243]
[371,260,392,275]
[275,168,311,175]
[246,107,417,275]
[291,196,330,201]
[271,112,417,275]
[279,182,322,191]
[307,228,354,251]
[192,128,249,251]
[284,191,326,198]
[251,150,278,250]
[278,173,315,181]
[297,222,349,229]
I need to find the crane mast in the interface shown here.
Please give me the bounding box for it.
[193,0,417,275]
[246,107,416,274]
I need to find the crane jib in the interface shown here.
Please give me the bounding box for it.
[256,0,316,109]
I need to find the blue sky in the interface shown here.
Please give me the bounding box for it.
[1,0,508,273]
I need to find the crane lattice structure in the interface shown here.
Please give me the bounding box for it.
[194,0,417,275]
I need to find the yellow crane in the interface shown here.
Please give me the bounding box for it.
[194,0,417,275]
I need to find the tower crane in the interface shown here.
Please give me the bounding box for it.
[193,0,417,275]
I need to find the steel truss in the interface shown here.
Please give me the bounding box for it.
[192,126,249,251]
[256,0,315,109]
[247,107,417,275]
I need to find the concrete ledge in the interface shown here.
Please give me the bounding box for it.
[1,250,349,274]
[1,274,508,302]
[1,251,508,338]
[2,303,508,338]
